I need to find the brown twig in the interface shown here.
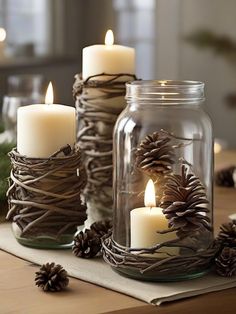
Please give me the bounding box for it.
[6,146,87,240]
[102,236,218,277]
[73,73,137,223]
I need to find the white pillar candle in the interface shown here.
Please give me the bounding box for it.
[82,29,135,80]
[17,82,76,158]
[130,179,179,257]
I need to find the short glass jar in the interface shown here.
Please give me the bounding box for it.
[111,80,214,281]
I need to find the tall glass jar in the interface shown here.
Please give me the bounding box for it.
[111,80,214,281]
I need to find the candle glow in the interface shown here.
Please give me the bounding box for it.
[0,28,6,42]
[45,82,54,104]
[105,29,114,46]
[144,179,156,208]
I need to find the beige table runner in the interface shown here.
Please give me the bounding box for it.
[1,223,236,306]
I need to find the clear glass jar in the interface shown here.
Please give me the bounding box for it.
[112,80,214,281]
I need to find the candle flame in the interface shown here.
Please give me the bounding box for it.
[0,28,6,42]
[105,29,114,46]
[45,82,54,104]
[144,179,156,208]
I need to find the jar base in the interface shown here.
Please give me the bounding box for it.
[12,222,74,249]
[112,266,211,282]
[15,235,73,249]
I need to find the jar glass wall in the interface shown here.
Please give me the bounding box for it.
[112,80,214,281]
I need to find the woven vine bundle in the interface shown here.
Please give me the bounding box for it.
[73,73,136,225]
[102,236,217,277]
[6,145,87,239]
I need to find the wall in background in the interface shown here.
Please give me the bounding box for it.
[145,0,236,147]
[178,0,236,148]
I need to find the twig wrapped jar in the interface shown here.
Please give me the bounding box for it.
[73,73,136,226]
[102,80,216,281]
[6,145,87,249]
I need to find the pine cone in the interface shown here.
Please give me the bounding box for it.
[215,166,235,187]
[215,247,236,277]
[216,221,236,248]
[161,165,211,238]
[35,262,69,292]
[90,219,112,237]
[135,131,175,176]
[72,229,101,258]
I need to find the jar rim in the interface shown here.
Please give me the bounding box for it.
[127,80,204,88]
[126,80,205,104]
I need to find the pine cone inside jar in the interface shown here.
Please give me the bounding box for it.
[72,229,101,258]
[216,221,236,248]
[90,219,112,237]
[215,166,235,187]
[35,262,69,292]
[160,164,211,238]
[135,131,175,176]
[215,247,236,277]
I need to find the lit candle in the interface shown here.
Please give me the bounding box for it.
[130,179,179,257]
[17,82,76,158]
[82,29,135,80]
[0,27,6,59]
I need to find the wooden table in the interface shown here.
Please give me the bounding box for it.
[0,150,236,314]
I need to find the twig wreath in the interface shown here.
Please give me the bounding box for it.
[73,73,137,223]
[6,145,87,239]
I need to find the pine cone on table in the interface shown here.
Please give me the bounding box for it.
[160,164,211,238]
[216,221,236,248]
[35,262,69,292]
[90,219,112,237]
[135,131,175,177]
[72,229,101,258]
[215,166,235,187]
[215,247,236,277]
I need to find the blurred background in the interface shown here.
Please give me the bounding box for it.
[0,0,236,147]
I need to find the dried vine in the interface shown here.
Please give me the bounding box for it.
[6,145,87,239]
[102,236,218,276]
[73,73,137,224]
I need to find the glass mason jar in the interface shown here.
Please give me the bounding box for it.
[112,80,214,281]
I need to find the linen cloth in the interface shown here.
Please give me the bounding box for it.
[1,223,236,305]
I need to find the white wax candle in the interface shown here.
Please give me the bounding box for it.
[130,179,179,257]
[130,207,178,257]
[82,30,135,80]
[17,83,76,158]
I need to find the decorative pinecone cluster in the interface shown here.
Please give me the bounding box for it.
[215,247,236,277]
[72,229,101,258]
[215,166,236,187]
[35,262,69,292]
[216,221,236,248]
[135,131,175,176]
[160,165,211,238]
[72,219,112,258]
[90,219,113,237]
[214,221,236,277]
